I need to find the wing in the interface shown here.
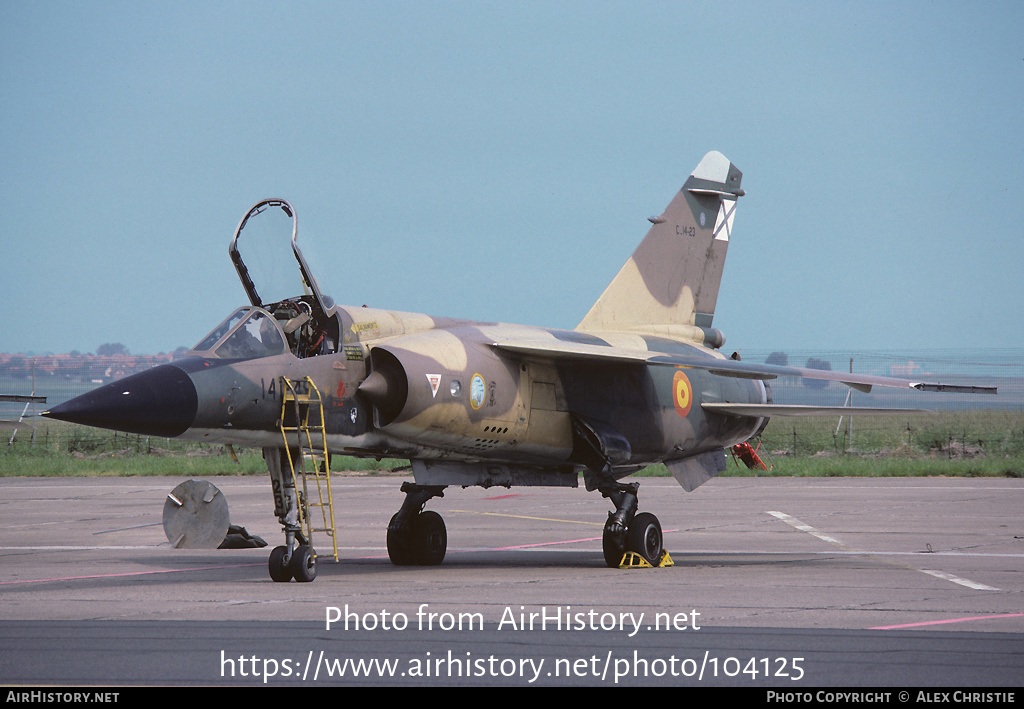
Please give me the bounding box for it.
[488,339,997,396]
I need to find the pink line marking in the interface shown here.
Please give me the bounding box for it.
[486,528,679,552]
[869,613,1024,630]
[490,536,602,551]
[354,535,606,559]
[0,563,264,586]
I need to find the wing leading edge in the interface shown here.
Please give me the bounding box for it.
[488,340,997,396]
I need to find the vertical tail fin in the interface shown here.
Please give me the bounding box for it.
[576,151,743,342]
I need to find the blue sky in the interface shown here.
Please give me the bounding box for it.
[2,1,1022,355]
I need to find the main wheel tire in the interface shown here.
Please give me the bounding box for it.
[268,545,293,582]
[626,512,663,566]
[413,510,447,566]
[387,513,416,565]
[602,522,626,568]
[290,545,317,582]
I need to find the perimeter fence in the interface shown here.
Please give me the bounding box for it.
[741,348,1024,459]
[1,354,186,451]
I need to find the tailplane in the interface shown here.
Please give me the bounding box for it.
[576,151,743,344]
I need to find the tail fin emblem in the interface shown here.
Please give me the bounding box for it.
[714,200,737,242]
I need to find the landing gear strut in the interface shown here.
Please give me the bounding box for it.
[264,446,318,582]
[599,481,664,567]
[387,482,447,566]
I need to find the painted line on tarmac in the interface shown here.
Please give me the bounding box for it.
[0,545,162,550]
[765,510,1002,591]
[0,562,265,585]
[488,535,603,551]
[451,509,603,526]
[917,569,999,591]
[766,510,843,545]
[869,613,1024,630]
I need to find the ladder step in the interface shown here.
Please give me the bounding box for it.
[279,375,338,562]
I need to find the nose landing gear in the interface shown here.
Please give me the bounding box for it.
[268,542,318,583]
[264,445,324,582]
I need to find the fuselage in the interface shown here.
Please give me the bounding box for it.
[48,301,768,478]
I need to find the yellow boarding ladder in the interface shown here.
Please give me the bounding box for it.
[279,376,338,562]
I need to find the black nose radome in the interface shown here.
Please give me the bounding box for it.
[44,364,198,437]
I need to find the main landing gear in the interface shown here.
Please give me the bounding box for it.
[599,482,665,568]
[382,480,664,569]
[387,482,448,566]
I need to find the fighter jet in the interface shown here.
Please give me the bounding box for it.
[43,151,994,581]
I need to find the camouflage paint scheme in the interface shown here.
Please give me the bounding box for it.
[103,152,761,492]
[47,152,990,577]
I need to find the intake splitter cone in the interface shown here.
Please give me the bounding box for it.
[44,364,198,437]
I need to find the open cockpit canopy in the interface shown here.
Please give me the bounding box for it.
[224,199,339,358]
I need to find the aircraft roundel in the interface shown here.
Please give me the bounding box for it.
[672,370,693,418]
[469,373,486,410]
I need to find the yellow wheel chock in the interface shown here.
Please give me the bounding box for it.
[618,549,674,569]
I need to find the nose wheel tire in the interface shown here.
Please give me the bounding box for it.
[268,545,293,582]
[290,545,317,582]
[268,544,317,582]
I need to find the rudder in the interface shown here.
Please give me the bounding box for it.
[576,151,744,340]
